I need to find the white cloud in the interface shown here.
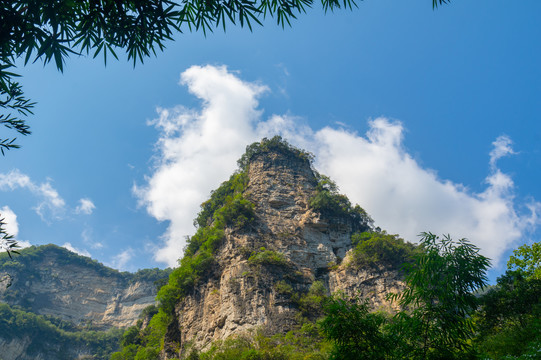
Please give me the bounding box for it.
[0,206,31,251]
[314,119,539,264]
[137,65,539,267]
[0,170,66,221]
[14,240,31,249]
[134,65,268,266]
[62,242,91,257]
[489,135,515,169]
[110,248,134,271]
[1,206,19,237]
[75,198,96,215]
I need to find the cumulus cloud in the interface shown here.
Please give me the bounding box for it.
[62,242,91,257]
[314,120,539,264]
[137,65,539,267]
[0,206,31,250]
[1,205,19,237]
[0,169,66,221]
[75,198,96,215]
[134,65,268,266]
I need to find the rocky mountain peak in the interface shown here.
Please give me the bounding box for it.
[156,137,404,357]
[246,141,316,208]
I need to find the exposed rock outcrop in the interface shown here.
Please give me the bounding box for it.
[0,335,102,360]
[0,337,35,360]
[163,141,405,357]
[0,245,167,330]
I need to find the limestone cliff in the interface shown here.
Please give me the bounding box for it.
[0,245,169,330]
[161,139,406,358]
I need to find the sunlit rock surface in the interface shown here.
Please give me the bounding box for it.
[162,145,405,358]
[0,245,162,330]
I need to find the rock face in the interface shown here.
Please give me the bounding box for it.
[0,245,164,330]
[0,336,100,360]
[0,337,33,360]
[164,144,405,357]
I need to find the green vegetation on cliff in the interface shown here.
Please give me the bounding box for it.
[113,138,541,360]
[237,136,314,171]
[111,306,170,360]
[194,171,251,229]
[248,247,290,267]
[310,174,372,229]
[349,231,419,270]
[156,171,255,316]
[0,244,171,286]
[188,323,331,360]
[0,244,122,279]
[0,303,123,359]
[0,244,171,314]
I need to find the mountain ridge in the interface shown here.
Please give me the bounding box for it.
[0,244,170,330]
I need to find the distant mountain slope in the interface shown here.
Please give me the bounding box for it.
[0,303,122,360]
[0,244,170,330]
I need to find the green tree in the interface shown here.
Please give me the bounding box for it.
[350,230,418,270]
[320,292,389,360]
[507,241,541,280]
[389,232,490,360]
[474,270,541,359]
[1,1,450,154]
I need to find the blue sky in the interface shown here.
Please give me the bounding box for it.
[1,0,540,282]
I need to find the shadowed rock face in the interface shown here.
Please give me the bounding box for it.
[164,147,404,358]
[0,245,161,330]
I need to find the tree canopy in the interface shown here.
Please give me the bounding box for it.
[507,241,541,280]
[389,232,490,359]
